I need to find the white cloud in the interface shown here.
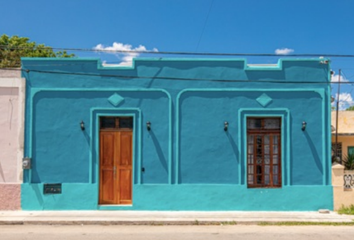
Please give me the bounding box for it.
[93,42,158,66]
[333,92,354,110]
[275,48,294,55]
[331,73,349,82]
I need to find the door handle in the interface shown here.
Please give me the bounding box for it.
[113,166,116,178]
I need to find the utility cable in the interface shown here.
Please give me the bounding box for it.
[336,70,354,106]
[196,0,214,51]
[2,45,354,58]
[0,67,343,84]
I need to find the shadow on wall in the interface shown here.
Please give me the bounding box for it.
[226,131,239,163]
[226,132,241,184]
[245,69,286,82]
[0,162,5,182]
[82,129,90,146]
[136,67,163,107]
[31,184,44,209]
[149,130,168,172]
[304,131,323,174]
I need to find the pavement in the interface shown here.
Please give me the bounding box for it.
[0,210,354,225]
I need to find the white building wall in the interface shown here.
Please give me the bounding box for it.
[0,69,25,210]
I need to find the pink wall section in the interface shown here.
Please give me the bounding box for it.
[0,184,21,210]
[0,87,19,183]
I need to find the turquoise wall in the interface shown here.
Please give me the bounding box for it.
[21,58,332,210]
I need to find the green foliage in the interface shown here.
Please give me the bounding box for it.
[0,34,75,68]
[346,106,354,111]
[343,153,354,170]
[220,221,237,225]
[258,221,354,226]
[338,205,354,215]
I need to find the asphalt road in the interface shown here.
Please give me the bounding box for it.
[1,225,354,240]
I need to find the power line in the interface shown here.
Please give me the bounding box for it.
[335,70,354,107]
[196,0,214,51]
[344,74,354,79]
[2,45,354,58]
[0,67,343,84]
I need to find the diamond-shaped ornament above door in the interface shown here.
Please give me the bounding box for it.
[108,93,124,106]
[256,93,272,107]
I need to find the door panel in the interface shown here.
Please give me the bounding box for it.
[101,170,115,203]
[99,132,116,204]
[99,129,132,205]
[119,132,132,166]
[118,169,132,204]
[102,133,115,166]
[117,132,132,204]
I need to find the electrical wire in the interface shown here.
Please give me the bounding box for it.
[2,45,354,58]
[340,71,354,81]
[0,67,343,84]
[196,0,214,51]
[336,71,354,108]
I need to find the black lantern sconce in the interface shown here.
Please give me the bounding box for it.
[80,121,85,131]
[146,121,151,131]
[302,121,307,131]
[224,121,229,131]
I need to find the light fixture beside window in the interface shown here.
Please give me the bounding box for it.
[80,121,85,131]
[224,121,229,131]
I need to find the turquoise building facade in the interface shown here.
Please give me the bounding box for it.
[21,58,333,210]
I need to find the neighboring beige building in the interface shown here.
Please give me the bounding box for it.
[0,69,25,210]
[331,111,354,210]
[332,164,354,210]
[331,111,354,160]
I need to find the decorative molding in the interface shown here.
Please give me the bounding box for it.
[344,173,354,189]
[108,93,124,106]
[256,93,273,107]
[239,109,290,187]
[26,88,172,185]
[175,88,324,185]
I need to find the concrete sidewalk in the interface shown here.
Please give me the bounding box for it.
[1,211,353,225]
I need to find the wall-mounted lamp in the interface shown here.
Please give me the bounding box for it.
[302,121,307,131]
[146,121,151,131]
[224,121,229,131]
[80,121,85,131]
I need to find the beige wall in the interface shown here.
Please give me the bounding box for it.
[0,70,25,210]
[331,135,354,159]
[332,164,354,210]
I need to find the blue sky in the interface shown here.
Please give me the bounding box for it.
[1,0,354,108]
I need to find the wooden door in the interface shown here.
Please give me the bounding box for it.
[99,129,132,205]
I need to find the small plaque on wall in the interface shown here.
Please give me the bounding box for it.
[43,183,62,194]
